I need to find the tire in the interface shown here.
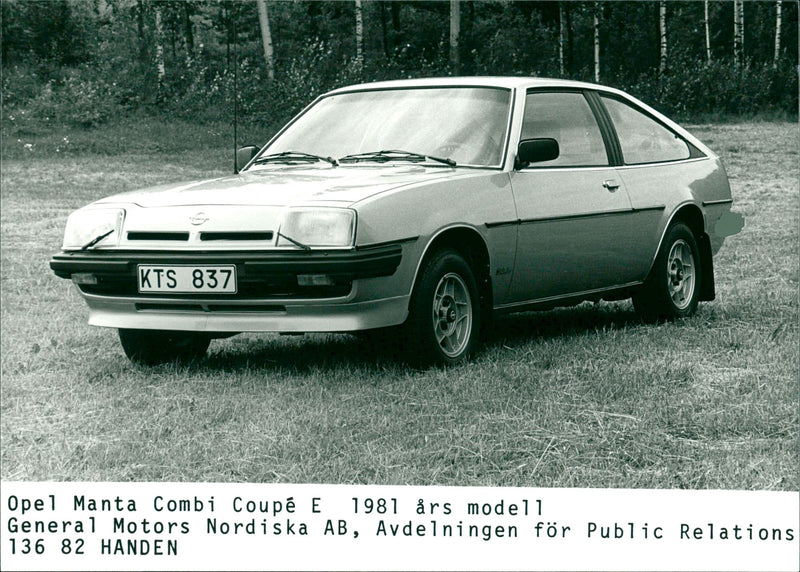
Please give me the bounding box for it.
[633,222,701,322]
[404,249,480,365]
[118,329,211,365]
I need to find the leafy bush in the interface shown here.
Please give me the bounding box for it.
[1,65,44,108]
[371,42,450,81]
[5,65,133,129]
[271,39,361,119]
[25,73,118,128]
[5,49,795,132]
[615,57,799,120]
[169,56,234,120]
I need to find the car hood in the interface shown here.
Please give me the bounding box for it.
[96,164,462,208]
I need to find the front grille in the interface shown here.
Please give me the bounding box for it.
[200,231,274,241]
[127,231,190,241]
[126,231,274,242]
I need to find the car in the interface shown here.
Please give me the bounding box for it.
[50,77,736,365]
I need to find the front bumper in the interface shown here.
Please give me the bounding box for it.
[50,244,408,332]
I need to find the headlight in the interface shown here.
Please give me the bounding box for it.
[62,208,125,250]
[277,208,356,248]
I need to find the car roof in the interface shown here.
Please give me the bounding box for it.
[326,76,612,94]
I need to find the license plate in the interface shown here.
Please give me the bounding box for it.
[137,265,237,294]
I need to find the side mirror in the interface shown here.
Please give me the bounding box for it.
[515,138,559,169]
[236,145,259,172]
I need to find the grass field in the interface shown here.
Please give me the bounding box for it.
[1,118,797,488]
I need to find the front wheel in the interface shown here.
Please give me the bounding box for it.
[118,329,211,365]
[633,222,701,321]
[404,249,480,365]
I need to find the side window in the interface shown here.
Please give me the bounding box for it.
[520,91,608,168]
[601,95,690,164]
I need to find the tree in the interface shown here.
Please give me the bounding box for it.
[733,0,744,66]
[450,0,460,74]
[355,0,364,72]
[378,0,403,57]
[182,1,195,53]
[659,1,667,75]
[593,2,601,82]
[558,2,566,76]
[154,3,166,101]
[380,1,389,57]
[2,0,798,123]
[0,0,92,67]
[704,0,711,63]
[255,0,275,80]
[774,0,782,67]
[564,2,573,77]
[391,2,402,51]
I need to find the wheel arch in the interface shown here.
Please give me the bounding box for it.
[411,225,493,318]
[652,203,715,301]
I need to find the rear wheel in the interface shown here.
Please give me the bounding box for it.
[633,222,701,321]
[404,249,480,365]
[118,329,210,365]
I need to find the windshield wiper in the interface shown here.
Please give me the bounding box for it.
[338,149,456,167]
[277,231,311,251]
[80,229,114,251]
[252,151,338,167]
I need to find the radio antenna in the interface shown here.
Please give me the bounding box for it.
[232,0,239,174]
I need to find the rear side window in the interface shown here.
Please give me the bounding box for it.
[601,95,690,165]
[521,91,609,168]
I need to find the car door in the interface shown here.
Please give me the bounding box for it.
[505,89,642,304]
[597,93,698,281]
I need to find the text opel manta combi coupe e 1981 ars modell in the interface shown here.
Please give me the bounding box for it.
[50,77,738,365]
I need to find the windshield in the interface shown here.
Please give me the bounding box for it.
[261,87,512,168]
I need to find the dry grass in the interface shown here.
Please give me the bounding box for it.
[1,119,797,488]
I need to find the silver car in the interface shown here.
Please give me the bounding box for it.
[50,77,735,365]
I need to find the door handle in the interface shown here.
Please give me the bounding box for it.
[602,179,620,191]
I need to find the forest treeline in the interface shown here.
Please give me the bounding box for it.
[1,0,797,131]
